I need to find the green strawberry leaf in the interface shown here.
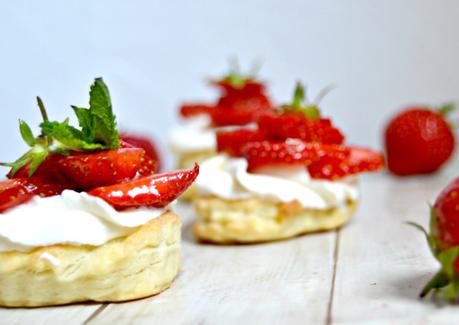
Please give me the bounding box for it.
[420,270,449,298]
[283,82,321,119]
[438,102,456,116]
[19,120,35,147]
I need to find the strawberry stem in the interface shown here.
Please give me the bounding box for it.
[36,96,49,123]
[438,103,456,116]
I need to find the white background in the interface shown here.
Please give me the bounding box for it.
[1,0,459,170]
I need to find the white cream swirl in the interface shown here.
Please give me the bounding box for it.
[169,115,257,154]
[169,115,216,153]
[196,155,358,209]
[0,190,166,252]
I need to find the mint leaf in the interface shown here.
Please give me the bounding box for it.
[19,120,35,147]
[72,106,94,141]
[41,120,104,151]
[3,77,120,177]
[88,78,119,148]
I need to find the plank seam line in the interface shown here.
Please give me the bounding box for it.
[325,230,340,325]
[83,303,109,324]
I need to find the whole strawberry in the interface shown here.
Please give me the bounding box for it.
[385,104,456,176]
[410,177,459,300]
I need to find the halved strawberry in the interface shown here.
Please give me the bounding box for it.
[307,147,384,180]
[7,153,68,184]
[243,141,350,172]
[258,113,345,144]
[180,104,214,118]
[58,148,145,189]
[0,178,64,213]
[217,129,266,157]
[89,164,199,209]
[121,133,161,173]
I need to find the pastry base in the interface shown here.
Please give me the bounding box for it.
[0,212,181,307]
[193,196,357,244]
[177,150,215,201]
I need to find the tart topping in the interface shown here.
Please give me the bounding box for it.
[121,133,161,173]
[216,82,384,180]
[179,62,273,126]
[89,164,199,209]
[0,78,197,212]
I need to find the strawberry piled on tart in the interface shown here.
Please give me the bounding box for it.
[0,78,199,307]
[192,82,384,244]
[169,64,274,171]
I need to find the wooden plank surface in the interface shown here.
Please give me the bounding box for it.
[0,304,100,325]
[3,164,459,324]
[89,203,336,324]
[331,171,459,324]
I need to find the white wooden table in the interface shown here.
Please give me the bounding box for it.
[3,163,459,324]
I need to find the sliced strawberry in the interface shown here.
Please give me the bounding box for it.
[180,104,214,118]
[8,153,68,184]
[308,147,384,180]
[0,178,63,212]
[243,141,350,172]
[217,129,266,157]
[89,164,200,209]
[121,134,161,173]
[58,148,145,189]
[258,113,345,144]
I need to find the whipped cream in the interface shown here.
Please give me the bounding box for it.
[196,155,358,209]
[0,190,165,252]
[169,115,216,153]
[169,115,256,154]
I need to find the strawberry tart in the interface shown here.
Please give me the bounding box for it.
[169,65,274,170]
[0,78,198,307]
[193,82,383,243]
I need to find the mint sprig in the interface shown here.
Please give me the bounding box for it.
[1,78,120,177]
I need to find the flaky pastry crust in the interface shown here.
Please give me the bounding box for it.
[193,196,357,244]
[0,212,181,307]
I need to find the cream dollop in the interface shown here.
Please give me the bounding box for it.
[169,115,256,154]
[169,115,216,153]
[196,155,359,209]
[0,190,165,252]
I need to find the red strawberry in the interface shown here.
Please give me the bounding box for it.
[180,104,214,118]
[0,178,64,213]
[58,148,145,189]
[307,147,385,180]
[433,177,459,250]
[217,129,266,157]
[243,141,350,172]
[410,177,459,300]
[7,153,68,184]
[258,113,345,145]
[89,164,199,209]
[121,133,161,173]
[385,106,455,176]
